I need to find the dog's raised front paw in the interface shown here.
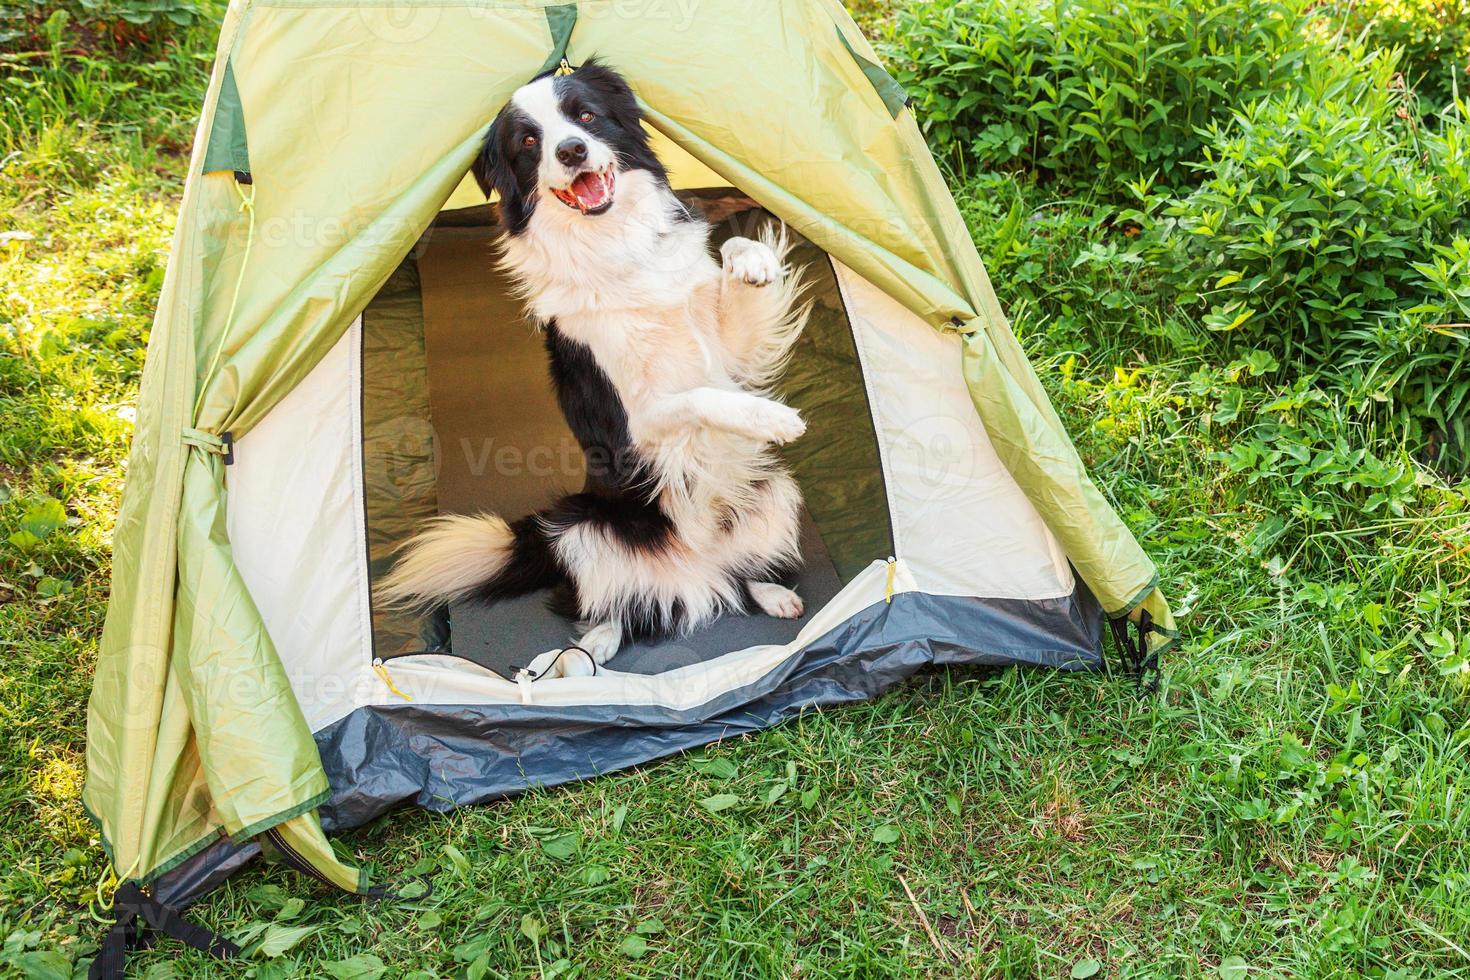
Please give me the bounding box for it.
[721,237,780,287]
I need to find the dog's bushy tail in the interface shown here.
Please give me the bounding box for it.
[730,224,813,392]
[374,513,563,610]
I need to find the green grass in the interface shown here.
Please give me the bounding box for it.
[3,7,1470,979]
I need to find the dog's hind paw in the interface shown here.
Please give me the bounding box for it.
[749,582,804,619]
[721,237,780,287]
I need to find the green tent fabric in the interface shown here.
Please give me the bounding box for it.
[85,0,1176,900]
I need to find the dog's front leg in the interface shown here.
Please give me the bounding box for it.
[641,387,805,445]
[716,234,806,387]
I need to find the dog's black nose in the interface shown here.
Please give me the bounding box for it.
[556,138,588,166]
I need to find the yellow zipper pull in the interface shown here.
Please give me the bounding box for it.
[884,556,897,604]
[555,57,575,76]
[372,659,414,701]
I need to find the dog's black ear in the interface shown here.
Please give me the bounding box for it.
[471,120,508,199]
[474,113,538,232]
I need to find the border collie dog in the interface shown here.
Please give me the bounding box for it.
[378,61,811,679]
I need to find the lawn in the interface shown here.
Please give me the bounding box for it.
[2,0,1469,977]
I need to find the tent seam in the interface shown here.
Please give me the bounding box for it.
[1149,635,1180,657]
[228,788,334,844]
[88,787,337,886]
[138,829,228,885]
[82,797,226,887]
[1106,576,1162,620]
[345,315,378,713]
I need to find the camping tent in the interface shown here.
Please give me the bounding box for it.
[83,0,1176,959]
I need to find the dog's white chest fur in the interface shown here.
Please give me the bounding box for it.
[504,170,716,321]
[500,172,737,418]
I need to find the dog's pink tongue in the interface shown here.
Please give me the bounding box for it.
[573,170,610,210]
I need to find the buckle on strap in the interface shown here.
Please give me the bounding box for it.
[182,428,234,465]
[88,882,239,979]
[1109,608,1159,695]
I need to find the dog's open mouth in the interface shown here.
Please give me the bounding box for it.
[551,166,616,215]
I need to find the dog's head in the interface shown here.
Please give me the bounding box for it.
[473,60,667,234]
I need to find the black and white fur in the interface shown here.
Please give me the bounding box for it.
[377,61,810,679]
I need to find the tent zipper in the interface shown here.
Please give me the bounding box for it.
[884,556,897,603]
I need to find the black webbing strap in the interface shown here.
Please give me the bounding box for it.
[1109,608,1160,694]
[89,882,240,979]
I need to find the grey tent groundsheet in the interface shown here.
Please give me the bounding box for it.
[446,513,845,678]
[315,588,1103,830]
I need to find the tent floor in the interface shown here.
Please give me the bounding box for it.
[444,509,844,678]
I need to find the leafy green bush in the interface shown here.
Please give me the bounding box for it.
[848,0,898,35]
[1146,55,1466,348]
[1141,51,1470,467]
[1323,0,1470,111]
[0,0,206,49]
[877,0,1323,191]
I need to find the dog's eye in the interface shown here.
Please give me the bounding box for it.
[579,110,595,123]
[522,134,538,148]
